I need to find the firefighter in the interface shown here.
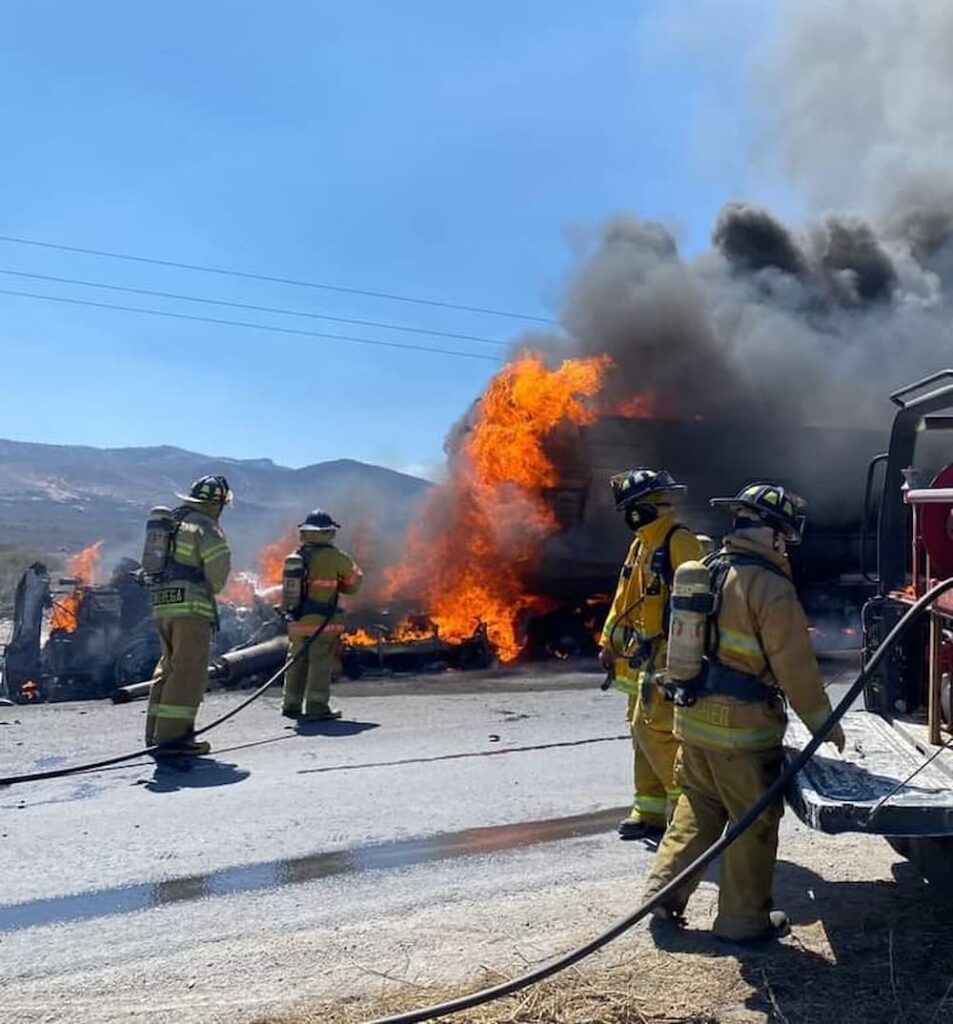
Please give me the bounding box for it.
[281,509,363,721]
[146,475,232,759]
[599,468,703,840]
[643,483,846,944]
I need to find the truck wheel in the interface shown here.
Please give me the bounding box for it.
[887,836,953,894]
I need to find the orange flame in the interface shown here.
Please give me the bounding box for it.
[609,392,657,420]
[221,527,298,606]
[381,353,610,661]
[49,542,103,633]
[220,572,257,606]
[343,622,438,647]
[258,527,297,591]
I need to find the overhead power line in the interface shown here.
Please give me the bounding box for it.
[0,287,503,363]
[0,267,510,349]
[0,234,556,325]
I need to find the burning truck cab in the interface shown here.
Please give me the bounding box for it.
[533,414,884,631]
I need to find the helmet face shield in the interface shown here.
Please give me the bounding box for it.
[610,467,685,511]
[711,483,806,544]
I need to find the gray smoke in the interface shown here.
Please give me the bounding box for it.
[762,0,953,219]
[534,1,953,440]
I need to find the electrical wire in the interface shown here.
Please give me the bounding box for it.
[0,234,556,325]
[0,267,510,349]
[361,576,953,1024]
[0,287,502,363]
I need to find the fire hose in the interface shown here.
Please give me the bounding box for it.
[0,609,334,788]
[359,576,953,1024]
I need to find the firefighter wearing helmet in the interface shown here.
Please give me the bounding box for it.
[643,483,846,944]
[280,509,364,721]
[143,475,232,760]
[600,468,703,840]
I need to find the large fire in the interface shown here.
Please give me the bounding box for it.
[229,353,622,663]
[380,353,610,661]
[49,542,103,633]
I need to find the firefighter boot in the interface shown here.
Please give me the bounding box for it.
[300,709,342,722]
[717,911,790,950]
[618,819,665,840]
[153,736,212,762]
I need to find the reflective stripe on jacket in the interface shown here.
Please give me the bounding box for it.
[674,532,833,752]
[287,539,363,637]
[601,514,702,727]
[151,507,231,622]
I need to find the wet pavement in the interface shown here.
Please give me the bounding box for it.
[0,655,898,1024]
[0,805,627,934]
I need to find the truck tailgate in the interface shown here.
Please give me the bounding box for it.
[785,711,953,836]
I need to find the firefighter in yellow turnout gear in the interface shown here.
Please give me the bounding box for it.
[644,483,846,944]
[600,469,703,840]
[282,509,363,721]
[145,475,232,759]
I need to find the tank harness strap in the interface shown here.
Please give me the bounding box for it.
[656,524,690,637]
[672,550,791,706]
[699,659,780,702]
[296,544,339,619]
[162,508,208,584]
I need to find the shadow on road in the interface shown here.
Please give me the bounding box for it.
[294,719,380,738]
[144,758,250,793]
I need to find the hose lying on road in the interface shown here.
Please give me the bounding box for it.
[361,576,953,1024]
[0,620,328,788]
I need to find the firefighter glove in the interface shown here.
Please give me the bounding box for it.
[826,722,846,753]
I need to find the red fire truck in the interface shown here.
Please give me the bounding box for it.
[788,371,953,887]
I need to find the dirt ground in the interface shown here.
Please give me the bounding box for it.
[252,846,953,1024]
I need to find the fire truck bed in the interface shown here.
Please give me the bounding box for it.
[786,711,953,837]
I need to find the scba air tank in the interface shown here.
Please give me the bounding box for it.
[142,506,176,576]
[666,561,714,683]
[281,552,306,614]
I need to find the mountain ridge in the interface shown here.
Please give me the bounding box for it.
[0,438,430,570]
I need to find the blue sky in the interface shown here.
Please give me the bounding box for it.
[0,1,795,477]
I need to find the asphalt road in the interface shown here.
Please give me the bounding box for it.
[0,657,902,1024]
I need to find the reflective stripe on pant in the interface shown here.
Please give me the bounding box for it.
[145,616,212,745]
[627,694,680,828]
[642,742,784,940]
[283,634,339,715]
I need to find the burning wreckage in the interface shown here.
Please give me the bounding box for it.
[0,541,496,706]
[0,366,885,705]
[6,203,945,703]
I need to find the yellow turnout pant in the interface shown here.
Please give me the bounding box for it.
[283,634,339,714]
[146,617,212,745]
[626,692,680,828]
[643,742,784,939]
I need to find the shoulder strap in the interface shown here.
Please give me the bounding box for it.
[703,551,786,660]
[658,524,691,634]
[722,552,790,582]
[659,524,689,589]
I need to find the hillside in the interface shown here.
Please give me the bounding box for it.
[0,439,430,573]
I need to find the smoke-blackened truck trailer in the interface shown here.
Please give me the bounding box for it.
[534,414,883,626]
